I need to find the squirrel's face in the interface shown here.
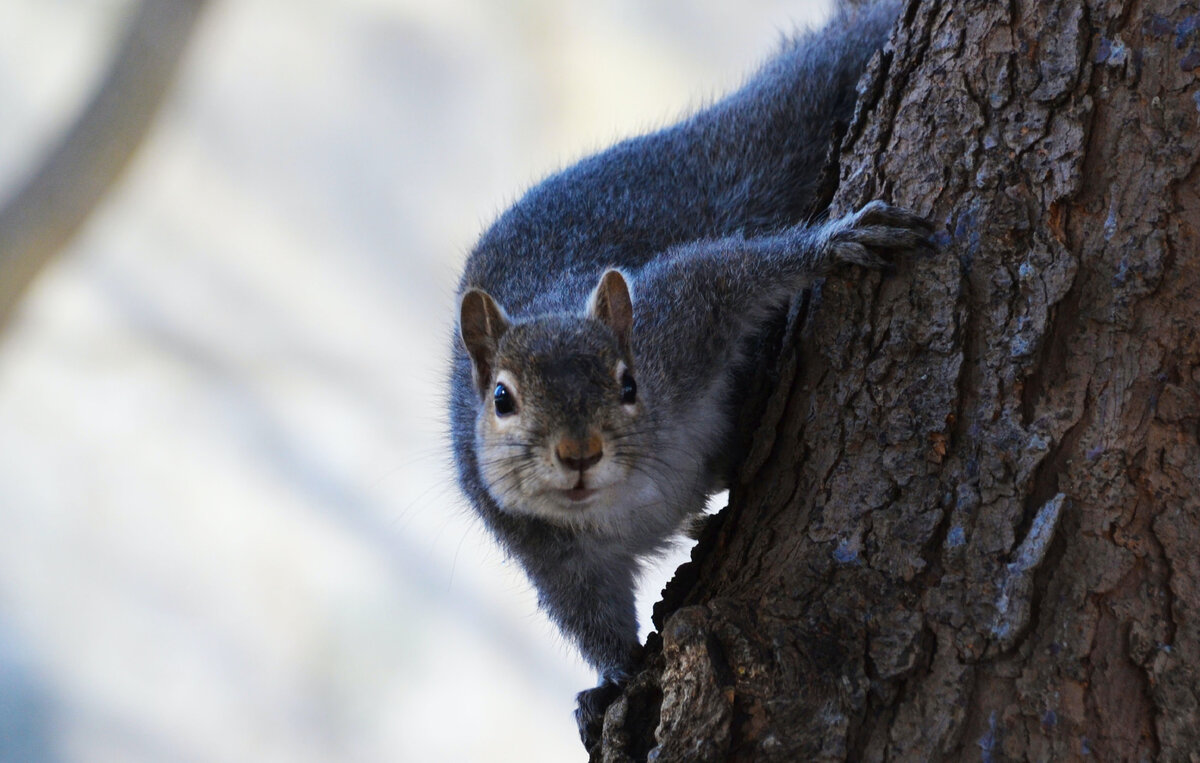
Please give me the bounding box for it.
[460,270,651,526]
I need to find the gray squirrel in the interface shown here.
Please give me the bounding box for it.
[449,0,931,748]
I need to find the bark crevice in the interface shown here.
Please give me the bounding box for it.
[597,1,1200,759]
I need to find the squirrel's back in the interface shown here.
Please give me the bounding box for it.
[459,0,900,317]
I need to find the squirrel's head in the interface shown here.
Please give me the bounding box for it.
[459,270,647,526]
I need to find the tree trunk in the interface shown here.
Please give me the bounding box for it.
[597,0,1200,760]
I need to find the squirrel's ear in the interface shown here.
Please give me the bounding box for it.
[588,269,634,357]
[459,288,510,398]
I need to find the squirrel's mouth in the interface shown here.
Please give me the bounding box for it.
[562,486,597,502]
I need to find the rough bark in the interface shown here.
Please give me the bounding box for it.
[598,0,1200,760]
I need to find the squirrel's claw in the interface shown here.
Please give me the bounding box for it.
[575,679,623,752]
[853,199,935,234]
[821,201,938,273]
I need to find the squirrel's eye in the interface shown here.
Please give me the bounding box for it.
[620,371,637,405]
[493,383,516,416]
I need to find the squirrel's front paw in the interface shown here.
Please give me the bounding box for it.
[819,200,936,272]
[575,679,623,752]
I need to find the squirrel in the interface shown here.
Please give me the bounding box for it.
[448,0,930,748]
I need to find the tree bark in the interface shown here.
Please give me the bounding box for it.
[598,0,1200,760]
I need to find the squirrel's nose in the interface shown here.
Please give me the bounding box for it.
[555,435,603,472]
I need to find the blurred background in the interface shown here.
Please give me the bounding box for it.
[0,0,829,760]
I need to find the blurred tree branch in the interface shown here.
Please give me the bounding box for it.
[0,0,208,331]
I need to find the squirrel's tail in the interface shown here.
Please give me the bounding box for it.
[707,0,902,232]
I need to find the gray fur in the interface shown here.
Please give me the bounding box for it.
[447,0,924,745]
